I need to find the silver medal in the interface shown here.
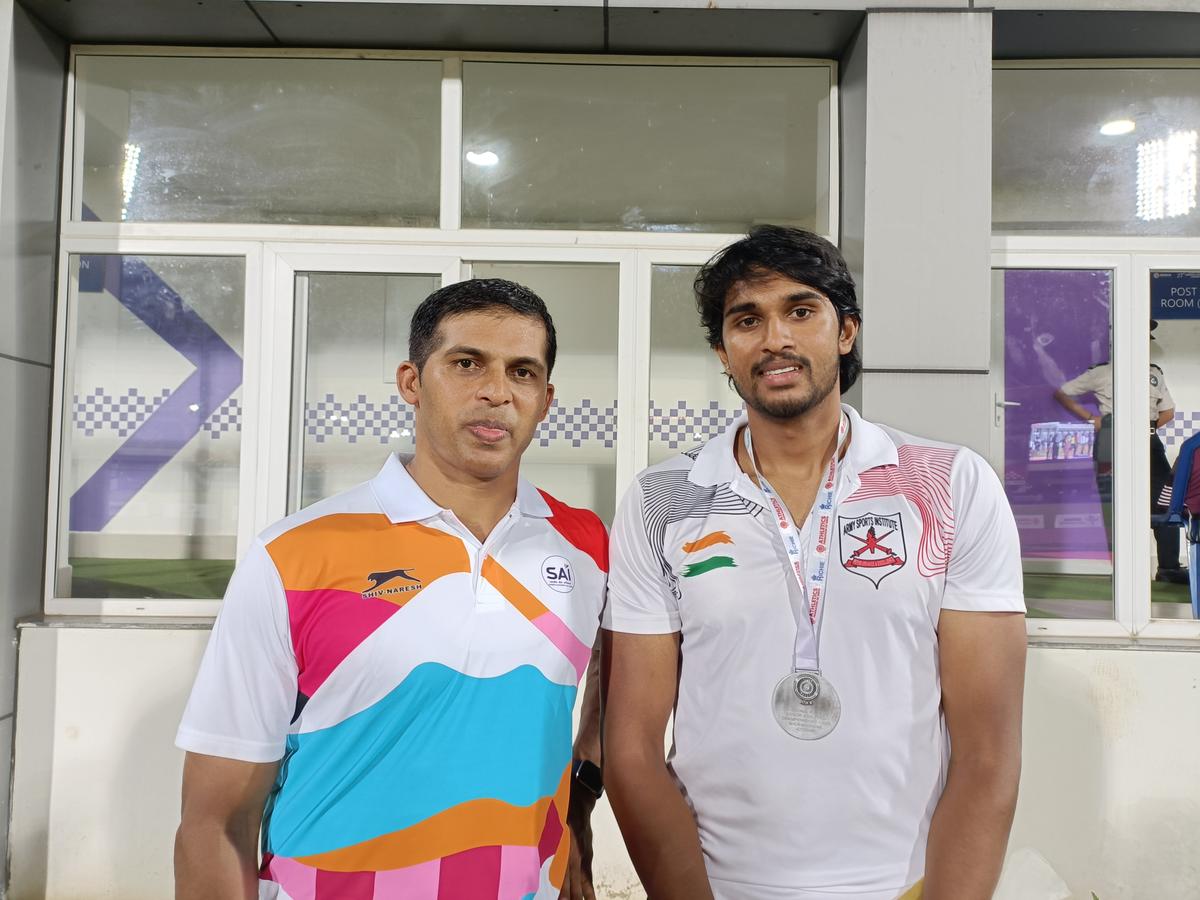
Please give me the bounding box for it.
[772,671,841,740]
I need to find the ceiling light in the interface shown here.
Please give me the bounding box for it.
[120,142,141,220]
[465,149,499,167]
[1100,119,1136,136]
[1136,129,1198,222]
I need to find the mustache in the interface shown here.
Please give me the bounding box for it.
[751,354,811,378]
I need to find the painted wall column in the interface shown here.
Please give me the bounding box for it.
[842,9,994,453]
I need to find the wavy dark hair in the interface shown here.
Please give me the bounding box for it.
[409,278,557,375]
[694,225,862,393]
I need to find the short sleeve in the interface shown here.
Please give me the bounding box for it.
[176,539,298,762]
[1156,370,1175,412]
[941,450,1026,614]
[602,478,682,634]
[1059,367,1102,398]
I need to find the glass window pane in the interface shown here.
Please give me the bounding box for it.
[75,55,441,226]
[994,68,1200,236]
[463,63,831,232]
[648,264,742,466]
[1149,270,1199,619]
[471,262,619,523]
[59,254,246,599]
[291,272,441,510]
[994,268,1114,619]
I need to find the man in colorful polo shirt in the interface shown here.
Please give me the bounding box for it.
[175,279,607,900]
[602,227,1027,900]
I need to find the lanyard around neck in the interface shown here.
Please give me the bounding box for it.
[743,413,848,673]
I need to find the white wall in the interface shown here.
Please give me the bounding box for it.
[11,625,1200,900]
[8,624,643,900]
[1009,645,1200,899]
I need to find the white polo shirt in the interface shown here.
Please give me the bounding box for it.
[178,454,607,899]
[603,404,1024,900]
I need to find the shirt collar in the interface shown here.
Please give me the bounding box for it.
[687,402,898,488]
[370,453,552,524]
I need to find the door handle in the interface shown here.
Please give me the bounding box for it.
[993,394,1021,428]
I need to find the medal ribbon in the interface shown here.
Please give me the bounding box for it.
[743,413,848,674]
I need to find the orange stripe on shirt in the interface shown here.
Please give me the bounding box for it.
[267,516,470,596]
[295,794,555,872]
[481,556,549,622]
[546,762,573,889]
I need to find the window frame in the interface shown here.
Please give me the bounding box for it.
[47,45,840,615]
[993,235,1200,644]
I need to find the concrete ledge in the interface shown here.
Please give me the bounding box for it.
[17,614,213,630]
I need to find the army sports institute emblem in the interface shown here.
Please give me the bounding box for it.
[837,511,906,587]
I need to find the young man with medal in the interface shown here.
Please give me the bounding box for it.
[175,279,606,900]
[601,226,1027,900]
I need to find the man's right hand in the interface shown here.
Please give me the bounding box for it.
[1091,415,1103,432]
[175,752,279,900]
[602,629,715,900]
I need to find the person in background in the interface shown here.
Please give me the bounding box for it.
[1054,322,1189,586]
[175,279,606,900]
[602,225,1027,900]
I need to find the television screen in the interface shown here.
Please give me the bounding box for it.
[1028,421,1095,463]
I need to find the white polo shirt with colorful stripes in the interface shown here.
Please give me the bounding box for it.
[177,454,607,900]
[603,403,1024,900]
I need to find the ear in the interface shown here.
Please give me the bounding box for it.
[838,316,859,354]
[397,361,421,406]
[539,381,556,422]
[715,345,730,374]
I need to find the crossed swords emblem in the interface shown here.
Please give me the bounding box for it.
[845,526,897,560]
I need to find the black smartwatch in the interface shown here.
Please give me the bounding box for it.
[573,758,604,799]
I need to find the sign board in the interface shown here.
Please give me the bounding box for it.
[1150,271,1200,319]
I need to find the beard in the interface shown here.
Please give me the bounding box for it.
[730,352,841,421]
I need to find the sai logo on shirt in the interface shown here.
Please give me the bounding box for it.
[542,556,575,592]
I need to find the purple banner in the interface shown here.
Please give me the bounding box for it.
[1003,269,1111,560]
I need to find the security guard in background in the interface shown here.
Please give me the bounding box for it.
[1054,321,1189,585]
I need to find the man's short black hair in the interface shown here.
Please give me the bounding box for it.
[408,278,557,376]
[694,225,863,393]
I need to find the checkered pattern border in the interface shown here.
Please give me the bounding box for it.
[73,389,241,440]
[305,395,619,448]
[538,399,616,448]
[73,388,170,437]
[306,395,415,444]
[650,400,743,450]
[70,389,1200,455]
[201,398,243,438]
[1161,411,1200,450]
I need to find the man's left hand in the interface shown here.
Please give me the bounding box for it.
[559,787,597,900]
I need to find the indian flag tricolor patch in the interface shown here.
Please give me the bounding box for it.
[681,556,737,578]
[681,531,736,577]
[681,531,734,553]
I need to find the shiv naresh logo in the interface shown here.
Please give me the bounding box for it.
[837,512,906,587]
[362,567,423,599]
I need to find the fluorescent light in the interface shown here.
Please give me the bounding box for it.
[1137,129,1198,221]
[465,149,499,167]
[1100,119,1136,136]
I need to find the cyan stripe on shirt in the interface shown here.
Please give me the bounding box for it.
[265,662,576,858]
